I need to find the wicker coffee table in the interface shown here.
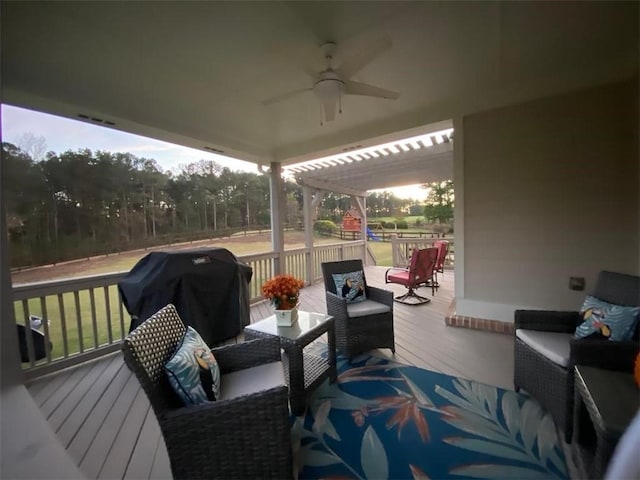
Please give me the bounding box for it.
[244,311,336,415]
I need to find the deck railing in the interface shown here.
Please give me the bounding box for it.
[12,240,366,379]
[390,235,455,268]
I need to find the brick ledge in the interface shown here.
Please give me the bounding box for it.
[445,300,514,335]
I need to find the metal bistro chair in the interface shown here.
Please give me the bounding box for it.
[122,304,292,480]
[321,259,395,359]
[385,247,438,305]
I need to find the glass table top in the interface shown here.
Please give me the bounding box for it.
[246,311,333,340]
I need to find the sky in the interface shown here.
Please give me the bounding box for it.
[1,105,428,201]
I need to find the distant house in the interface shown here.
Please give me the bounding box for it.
[342,209,362,232]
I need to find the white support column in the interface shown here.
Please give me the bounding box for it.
[303,186,314,285]
[1,147,84,479]
[1,195,20,388]
[352,195,368,264]
[303,187,326,284]
[311,190,325,211]
[453,116,465,300]
[269,162,285,275]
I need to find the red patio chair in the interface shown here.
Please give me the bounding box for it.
[433,240,449,287]
[384,247,438,305]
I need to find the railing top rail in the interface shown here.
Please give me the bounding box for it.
[12,271,129,300]
[237,251,277,263]
[389,236,454,243]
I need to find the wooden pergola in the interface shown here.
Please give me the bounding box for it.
[267,124,453,282]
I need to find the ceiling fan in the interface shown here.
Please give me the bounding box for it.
[263,38,400,124]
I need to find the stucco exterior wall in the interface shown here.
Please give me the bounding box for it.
[457,79,639,322]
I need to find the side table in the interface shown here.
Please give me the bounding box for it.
[572,365,637,479]
[244,311,337,415]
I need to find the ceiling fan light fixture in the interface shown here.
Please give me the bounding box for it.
[262,38,398,125]
[314,78,344,124]
[313,77,344,101]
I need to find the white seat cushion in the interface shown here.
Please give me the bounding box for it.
[218,361,286,401]
[515,329,574,367]
[346,299,391,318]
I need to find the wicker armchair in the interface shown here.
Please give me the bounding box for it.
[514,271,640,443]
[122,304,292,480]
[321,259,394,359]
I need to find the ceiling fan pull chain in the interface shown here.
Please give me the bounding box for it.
[320,104,323,126]
[339,95,342,115]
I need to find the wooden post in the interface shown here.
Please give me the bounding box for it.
[351,195,368,264]
[302,186,314,285]
[269,162,285,275]
[390,233,400,267]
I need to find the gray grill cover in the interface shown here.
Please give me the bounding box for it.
[118,248,252,346]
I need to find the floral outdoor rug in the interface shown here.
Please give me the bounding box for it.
[292,354,567,479]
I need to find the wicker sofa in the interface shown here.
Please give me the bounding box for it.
[321,259,395,359]
[122,304,292,480]
[514,271,640,443]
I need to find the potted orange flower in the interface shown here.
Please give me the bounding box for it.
[262,274,304,326]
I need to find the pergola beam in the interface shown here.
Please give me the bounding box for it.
[290,143,453,196]
[300,145,452,179]
[298,177,368,198]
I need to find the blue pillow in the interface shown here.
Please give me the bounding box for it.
[332,270,367,304]
[165,326,221,405]
[575,296,640,341]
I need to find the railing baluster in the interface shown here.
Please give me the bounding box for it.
[74,291,84,353]
[58,293,69,357]
[104,286,113,345]
[118,293,125,341]
[21,299,36,367]
[89,288,98,348]
[40,296,52,362]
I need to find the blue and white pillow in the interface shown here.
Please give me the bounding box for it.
[165,326,221,405]
[332,270,367,304]
[575,296,640,341]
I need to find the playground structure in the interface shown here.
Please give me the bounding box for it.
[341,209,362,232]
[366,227,381,241]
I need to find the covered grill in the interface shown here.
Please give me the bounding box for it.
[118,248,252,346]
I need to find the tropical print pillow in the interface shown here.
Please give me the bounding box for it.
[332,270,367,304]
[575,295,640,341]
[165,326,221,405]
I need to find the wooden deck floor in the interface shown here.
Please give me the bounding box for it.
[25,267,514,480]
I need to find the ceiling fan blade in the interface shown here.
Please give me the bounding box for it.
[339,37,392,79]
[322,99,337,122]
[343,80,400,100]
[262,87,312,106]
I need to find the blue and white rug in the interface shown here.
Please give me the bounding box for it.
[293,354,567,479]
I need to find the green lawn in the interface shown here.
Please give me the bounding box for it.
[367,240,393,266]
[15,285,125,363]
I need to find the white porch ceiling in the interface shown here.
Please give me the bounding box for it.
[1,1,638,178]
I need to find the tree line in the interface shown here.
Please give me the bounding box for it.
[3,142,449,267]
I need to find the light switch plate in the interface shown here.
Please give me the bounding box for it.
[569,277,585,291]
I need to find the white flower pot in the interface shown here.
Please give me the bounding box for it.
[275,304,299,326]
